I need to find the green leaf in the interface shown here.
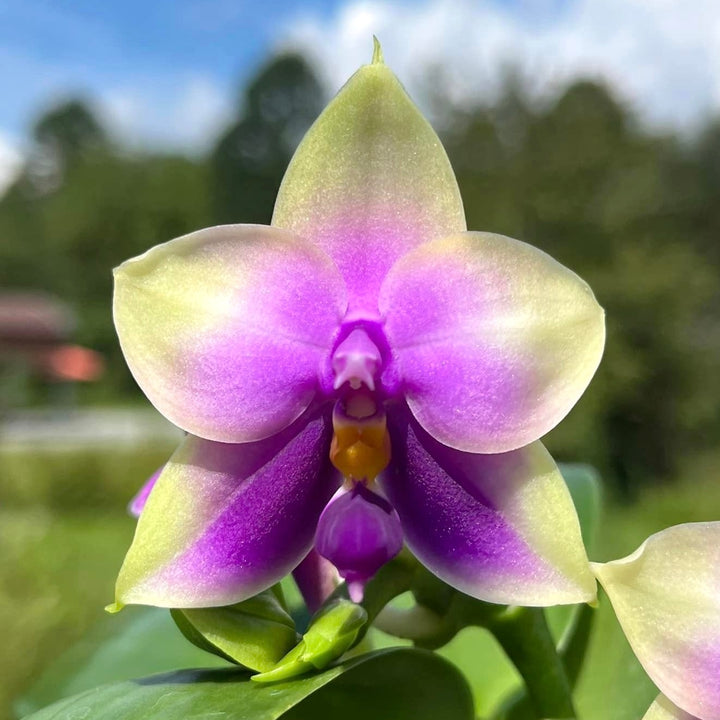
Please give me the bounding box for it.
[17,580,306,717]
[171,589,299,672]
[558,463,602,554]
[22,648,475,720]
[15,608,226,718]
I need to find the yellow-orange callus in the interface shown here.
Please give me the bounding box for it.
[330,413,391,481]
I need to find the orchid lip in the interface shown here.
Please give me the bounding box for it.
[330,397,391,483]
[314,483,404,602]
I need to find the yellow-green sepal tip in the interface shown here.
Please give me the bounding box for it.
[372,36,384,64]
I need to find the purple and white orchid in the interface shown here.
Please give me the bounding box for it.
[112,47,605,612]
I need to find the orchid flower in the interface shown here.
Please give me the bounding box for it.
[111,44,604,612]
[592,523,720,720]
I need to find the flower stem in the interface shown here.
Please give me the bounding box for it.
[356,552,416,624]
[324,551,417,646]
[487,606,576,720]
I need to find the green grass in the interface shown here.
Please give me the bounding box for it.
[0,444,175,720]
[0,510,133,719]
[0,445,175,513]
[2,446,720,720]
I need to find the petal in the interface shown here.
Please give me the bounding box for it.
[128,466,163,518]
[115,413,339,608]
[272,55,465,314]
[592,523,720,720]
[381,413,596,606]
[292,549,340,613]
[114,224,346,443]
[643,695,700,720]
[380,231,605,453]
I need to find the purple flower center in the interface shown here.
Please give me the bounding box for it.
[314,325,403,600]
[332,327,382,391]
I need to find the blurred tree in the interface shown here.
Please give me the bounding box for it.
[694,121,720,263]
[443,79,720,494]
[29,99,109,191]
[210,54,324,224]
[34,100,107,159]
[0,103,211,401]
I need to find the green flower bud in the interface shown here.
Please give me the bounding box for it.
[253,599,368,683]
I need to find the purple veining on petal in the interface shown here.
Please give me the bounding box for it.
[384,415,533,577]
[292,548,340,613]
[315,483,403,602]
[381,409,588,605]
[128,466,163,518]
[332,327,382,391]
[133,413,340,606]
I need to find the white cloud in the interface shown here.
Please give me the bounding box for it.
[99,74,234,153]
[280,0,720,130]
[0,132,22,196]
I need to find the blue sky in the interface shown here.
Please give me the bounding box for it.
[0,0,339,99]
[0,0,717,190]
[0,0,331,141]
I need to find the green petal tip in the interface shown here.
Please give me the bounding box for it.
[372,36,384,64]
[105,601,125,614]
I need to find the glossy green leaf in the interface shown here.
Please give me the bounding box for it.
[15,608,226,718]
[18,581,306,717]
[171,589,298,672]
[22,648,475,720]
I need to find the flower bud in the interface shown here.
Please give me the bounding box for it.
[252,599,367,683]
